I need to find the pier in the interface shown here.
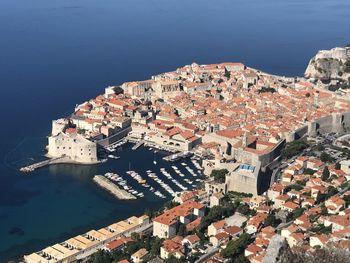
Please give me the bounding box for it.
[93,175,136,200]
[163,151,193,162]
[131,140,144,150]
[20,157,67,172]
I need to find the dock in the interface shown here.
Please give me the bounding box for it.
[163,151,193,162]
[20,157,67,172]
[132,140,144,150]
[93,175,136,200]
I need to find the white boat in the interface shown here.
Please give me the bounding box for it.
[153,161,157,165]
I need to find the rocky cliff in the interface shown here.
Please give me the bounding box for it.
[305,46,350,82]
[262,234,350,263]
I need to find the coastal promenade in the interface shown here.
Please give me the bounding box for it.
[93,175,136,200]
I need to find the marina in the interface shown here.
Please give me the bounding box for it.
[95,142,205,201]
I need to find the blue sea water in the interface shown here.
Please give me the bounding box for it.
[0,0,350,261]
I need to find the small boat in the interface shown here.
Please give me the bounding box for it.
[108,155,120,159]
[153,161,157,165]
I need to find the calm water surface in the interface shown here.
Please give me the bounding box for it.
[0,0,350,261]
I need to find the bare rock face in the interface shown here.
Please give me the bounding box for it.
[262,235,291,263]
[304,47,350,81]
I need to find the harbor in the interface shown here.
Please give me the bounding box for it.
[4,139,204,261]
[93,142,205,201]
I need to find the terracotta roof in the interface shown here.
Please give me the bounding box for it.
[153,201,204,226]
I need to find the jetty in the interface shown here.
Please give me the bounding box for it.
[132,140,144,150]
[163,151,193,162]
[20,157,67,172]
[93,175,136,200]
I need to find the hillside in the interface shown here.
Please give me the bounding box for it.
[304,45,350,90]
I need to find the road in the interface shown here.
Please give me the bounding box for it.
[195,247,219,263]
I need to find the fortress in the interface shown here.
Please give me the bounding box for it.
[47,119,98,164]
[204,111,350,196]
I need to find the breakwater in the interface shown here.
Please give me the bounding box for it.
[93,175,136,200]
[20,156,71,172]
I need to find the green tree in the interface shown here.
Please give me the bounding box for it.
[234,255,250,263]
[258,86,276,93]
[198,203,236,234]
[304,168,316,175]
[281,139,309,159]
[285,184,303,192]
[292,208,305,220]
[320,152,334,163]
[131,232,140,241]
[211,169,229,183]
[326,186,338,199]
[91,250,112,263]
[236,204,249,215]
[150,237,163,256]
[113,86,124,95]
[165,255,186,263]
[335,162,341,170]
[345,60,350,73]
[265,213,282,227]
[164,201,180,210]
[322,166,330,181]
[178,224,187,237]
[344,195,350,207]
[220,233,251,258]
[144,208,155,218]
[317,193,327,205]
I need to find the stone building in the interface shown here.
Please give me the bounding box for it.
[153,80,181,98]
[47,119,98,164]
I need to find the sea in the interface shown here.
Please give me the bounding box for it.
[0,0,350,261]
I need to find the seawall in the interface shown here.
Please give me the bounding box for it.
[93,175,136,200]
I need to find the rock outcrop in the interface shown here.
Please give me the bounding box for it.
[305,46,350,82]
[262,235,291,263]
